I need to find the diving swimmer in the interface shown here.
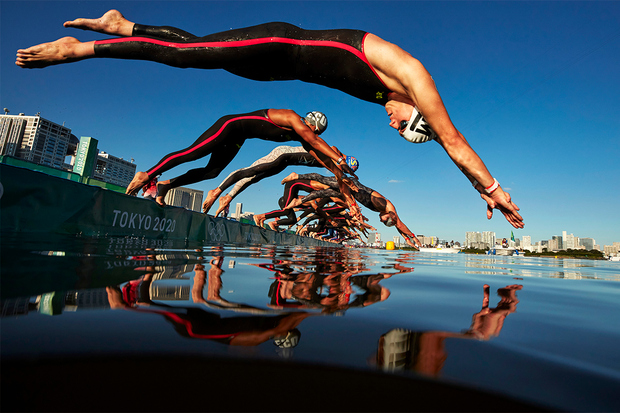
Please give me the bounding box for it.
[124,109,357,208]
[16,10,523,229]
[203,145,359,216]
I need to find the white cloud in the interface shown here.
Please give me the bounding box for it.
[389,179,404,183]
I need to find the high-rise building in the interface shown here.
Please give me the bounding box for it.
[548,238,559,251]
[164,187,203,212]
[564,232,577,249]
[465,231,482,248]
[1,113,73,169]
[552,235,563,250]
[234,203,243,220]
[393,236,400,247]
[482,231,496,249]
[579,238,595,250]
[93,152,136,187]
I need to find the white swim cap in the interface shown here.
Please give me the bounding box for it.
[305,111,328,135]
[399,106,437,143]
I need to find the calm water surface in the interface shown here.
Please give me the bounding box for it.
[2,234,620,411]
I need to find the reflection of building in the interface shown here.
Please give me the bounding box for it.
[164,187,203,212]
[1,113,73,169]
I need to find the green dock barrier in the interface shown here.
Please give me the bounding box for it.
[0,163,332,247]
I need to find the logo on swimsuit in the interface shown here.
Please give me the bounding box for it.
[376,92,384,100]
[298,156,315,165]
[208,222,226,242]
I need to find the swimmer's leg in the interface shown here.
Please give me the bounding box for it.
[253,213,266,228]
[155,180,173,206]
[267,219,279,231]
[16,37,95,69]
[63,9,135,37]
[64,9,199,40]
[203,188,222,214]
[157,142,244,206]
[126,171,151,196]
[281,172,299,184]
[145,116,239,179]
[214,194,233,217]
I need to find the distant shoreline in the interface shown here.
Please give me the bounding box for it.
[461,249,606,260]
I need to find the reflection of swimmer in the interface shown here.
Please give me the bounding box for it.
[106,261,312,347]
[264,261,411,313]
[121,109,355,206]
[464,284,522,340]
[374,284,523,377]
[16,9,523,228]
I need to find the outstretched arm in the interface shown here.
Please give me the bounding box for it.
[437,133,524,229]
[267,109,356,177]
[385,199,421,249]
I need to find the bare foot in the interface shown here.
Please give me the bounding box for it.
[202,188,222,214]
[126,171,150,196]
[281,172,298,184]
[285,197,302,209]
[214,194,232,217]
[268,220,279,231]
[155,181,172,205]
[16,37,94,68]
[63,9,134,36]
[253,214,265,228]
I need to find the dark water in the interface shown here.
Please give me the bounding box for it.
[2,234,620,411]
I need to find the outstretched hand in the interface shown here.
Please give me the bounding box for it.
[339,161,358,179]
[405,235,421,249]
[480,188,524,229]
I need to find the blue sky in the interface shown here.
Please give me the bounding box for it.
[2,1,619,247]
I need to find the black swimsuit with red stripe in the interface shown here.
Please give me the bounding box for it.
[145,109,298,188]
[94,22,391,105]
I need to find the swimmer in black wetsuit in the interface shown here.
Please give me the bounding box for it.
[282,172,421,249]
[203,145,358,216]
[252,178,333,230]
[124,109,357,207]
[16,10,523,229]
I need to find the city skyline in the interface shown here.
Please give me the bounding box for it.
[1,2,619,246]
[3,109,618,250]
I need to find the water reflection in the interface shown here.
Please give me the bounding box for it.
[3,243,522,368]
[3,235,620,411]
[2,245,415,357]
[375,284,522,377]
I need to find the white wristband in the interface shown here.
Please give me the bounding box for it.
[485,178,500,194]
